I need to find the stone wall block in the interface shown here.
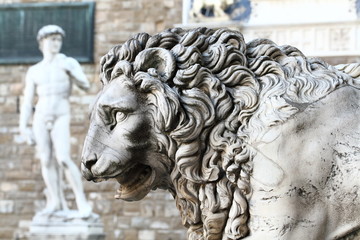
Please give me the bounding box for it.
[164,202,180,217]
[0,84,9,96]
[113,229,124,239]
[140,201,155,217]
[0,133,13,144]
[0,200,14,213]
[0,182,19,192]
[0,97,5,105]
[149,220,170,229]
[114,216,131,229]
[169,217,184,229]
[0,228,13,240]
[0,96,18,113]
[15,200,37,214]
[5,191,39,200]
[92,199,113,214]
[154,203,166,217]
[156,229,187,240]
[138,230,156,240]
[17,145,36,156]
[131,216,152,228]
[123,202,141,216]
[17,180,36,191]
[10,82,24,95]
[0,113,20,126]
[123,229,138,240]
[5,170,36,181]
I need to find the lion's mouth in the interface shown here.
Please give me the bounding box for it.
[114,163,155,201]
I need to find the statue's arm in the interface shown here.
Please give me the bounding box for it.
[66,57,90,91]
[19,69,36,141]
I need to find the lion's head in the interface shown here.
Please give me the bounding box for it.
[81,27,351,239]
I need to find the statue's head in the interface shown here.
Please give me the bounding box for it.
[37,25,65,54]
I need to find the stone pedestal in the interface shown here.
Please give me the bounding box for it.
[22,210,105,240]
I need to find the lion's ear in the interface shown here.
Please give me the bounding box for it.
[133,48,176,82]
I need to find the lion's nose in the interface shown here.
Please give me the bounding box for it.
[81,153,98,181]
[82,153,98,170]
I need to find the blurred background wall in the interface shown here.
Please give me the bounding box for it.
[0,0,358,240]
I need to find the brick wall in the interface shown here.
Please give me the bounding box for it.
[0,0,184,239]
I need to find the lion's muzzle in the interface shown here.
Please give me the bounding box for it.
[81,126,106,177]
[81,162,94,181]
[81,152,98,181]
[81,133,103,181]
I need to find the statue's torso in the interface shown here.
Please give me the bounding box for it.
[31,55,71,118]
[246,86,360,240]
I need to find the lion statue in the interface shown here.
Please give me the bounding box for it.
[81,27,360,240]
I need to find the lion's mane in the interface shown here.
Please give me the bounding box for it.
[99,27,352,240]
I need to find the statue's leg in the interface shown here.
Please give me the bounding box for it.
[51,114,92,217]
[33,114,62,213]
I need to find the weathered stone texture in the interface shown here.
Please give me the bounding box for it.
[0,0,184,239]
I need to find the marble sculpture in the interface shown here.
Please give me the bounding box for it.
[20,25,94,219]
[81,27,360,239]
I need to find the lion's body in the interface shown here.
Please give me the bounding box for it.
[81,27,360,239]
[248,86,360,239]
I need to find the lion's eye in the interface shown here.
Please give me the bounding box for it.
[108,110,128,131]
[115,111,127,122]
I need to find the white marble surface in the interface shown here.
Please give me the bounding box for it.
[30,210,104,239]
[81,27,360,239]
[19,25,96,221]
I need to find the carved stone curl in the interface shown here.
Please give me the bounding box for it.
[81,27,360,240]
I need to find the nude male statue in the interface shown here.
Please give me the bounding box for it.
[19,25,92,218]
